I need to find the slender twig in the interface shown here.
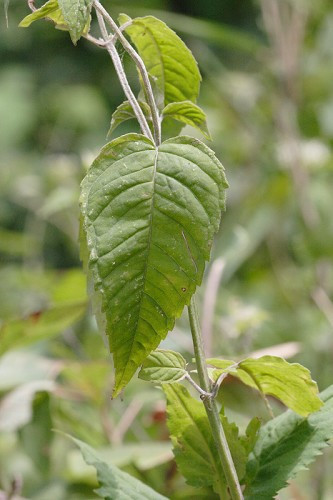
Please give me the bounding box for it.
[94,0,161,145]
[184,373,210,397]
[95,10,154,142]
[201,258,226,357]
[28,0,36,12]
[210,362,239,400]
[188,296,243,500]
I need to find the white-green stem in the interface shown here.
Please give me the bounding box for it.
[94,0,162,146]
[95,10,154,143]
[188,296,244,500]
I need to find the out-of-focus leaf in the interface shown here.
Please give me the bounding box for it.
[162,101,211,140]
[20,393,53,475]
[0,381,55,432]
[81,133,227,397]
[68,441,173,481]
[58,0,92,44]
[52,269,87,304]
[62,361,111,404]
[138,349,187,383]
[0,351,62,391]
[119,14,201,106]
[0,229,38,256]
[208,356,322,417]
[66,435,168,499]
[0,301,87,354]
[244,385,333,499]
[108,100,152,137]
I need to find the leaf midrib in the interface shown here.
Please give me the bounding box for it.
[115,146,159,389]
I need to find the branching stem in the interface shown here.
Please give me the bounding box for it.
[94,0,162,145]
[188,296,244,500]
[95,10,154,142]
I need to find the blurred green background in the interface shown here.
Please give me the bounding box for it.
[1,0,333,498]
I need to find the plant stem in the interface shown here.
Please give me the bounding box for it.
[94,0,162,146]
[188,296,244,500]
[95,10,154,143]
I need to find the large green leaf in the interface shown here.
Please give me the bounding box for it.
[19,0,67,29]
[138,349,187,383]
[244,385,333,499]
[68,435,168,500]
[208,355,322,417]
[80,133,227,396]
[162,101,211,140]
[163,384,245,493]
[119,14,201,107]
[58,0,92,44]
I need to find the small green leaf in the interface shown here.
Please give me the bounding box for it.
[138,349,187,383]
[66,435,168,500]
[80,133,227,397]
[208,356,322,417]
[163,383,226,491]
[240,417,261,457]
[19,0,66,29]
[162,101,211,140]
[58,0,92,44]
[244,385,333,499]
[108,100,152,137]
[119,14,201,107]
[220,412,247,482]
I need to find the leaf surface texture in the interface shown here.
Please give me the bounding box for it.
[81,133,227,395]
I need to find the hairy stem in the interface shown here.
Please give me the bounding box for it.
[95,9,154,142]
[94,0,162,146]
[188,296,243,500]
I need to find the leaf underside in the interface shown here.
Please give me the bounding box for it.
[80,133,227,396]
[208,355,322,417]
[138,348,187,383]
[244,385,333,499]
[119,14,201,107]
[164,384,247,493]
[162,101,211,140]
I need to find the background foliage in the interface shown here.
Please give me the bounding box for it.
[1,0,333,498]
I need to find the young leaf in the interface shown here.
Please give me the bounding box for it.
[58,0,92,44]
[118,14,201,107]
[162,101,211,140]
[108,100,152,137]
[240,417,261,457]
[244,385,333,499]
[138,349,187,383]
[80,133,227,397]
[220,413,247,483]
[208,356,322,417]
[67,435,168,500]
[163,383,226,491]
[19,0,66,29]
